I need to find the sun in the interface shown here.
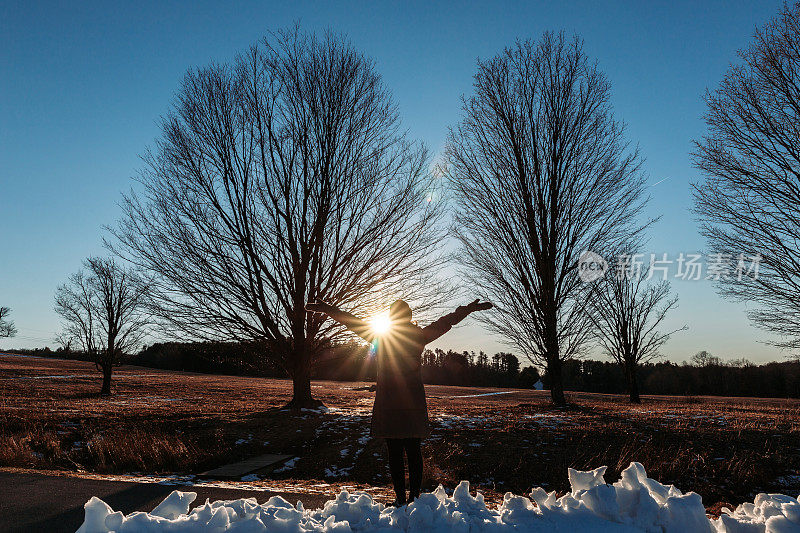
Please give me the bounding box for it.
[370,313,391,334]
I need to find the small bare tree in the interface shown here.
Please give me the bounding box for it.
[587,266,682,403]
[447,32,650,405]
[694,4,800,352]
[54,331,73,353]
[110,28,446,407]
[690,350,722,367]
[55,258,149,395]
[0,307,17,338]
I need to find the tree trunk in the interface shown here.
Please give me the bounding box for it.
[284,342,324,409]
[543,312,567,406]
[100,364,112,396]
[541,291,567,406]
[547,356,567,406]
[626,361,641,403]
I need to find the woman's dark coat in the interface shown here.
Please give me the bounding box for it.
[346,308,472,439]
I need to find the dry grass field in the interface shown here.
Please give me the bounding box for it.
[1,353,799,513]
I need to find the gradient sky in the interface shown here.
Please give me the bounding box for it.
[0,0,788,363]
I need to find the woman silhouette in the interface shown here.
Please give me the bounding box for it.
[306,298,492,506]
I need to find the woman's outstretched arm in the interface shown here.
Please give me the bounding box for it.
[421,299,493,344]
[306,301,373,341]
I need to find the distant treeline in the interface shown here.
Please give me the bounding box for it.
[134,342,542,389]
[555,358,800,399]
[133,341,285,377]
[315,345,542,389]
[7,343,800,398]
[6,342,539,388]
[5,342,285,377]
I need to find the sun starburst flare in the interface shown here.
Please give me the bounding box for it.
[370,313,391,334]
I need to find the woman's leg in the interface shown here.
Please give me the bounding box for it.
[385,438,407,504]
[404,438,423,500]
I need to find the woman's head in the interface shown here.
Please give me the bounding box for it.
[389,299,412,324]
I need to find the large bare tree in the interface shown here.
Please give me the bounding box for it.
[446,32,650,405]
[586,263,682,403]
[110,29,446,407]
[55,258,149,395]
[0,307,17,338]
[694,3,800,352]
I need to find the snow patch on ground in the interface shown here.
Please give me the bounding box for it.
[273,456,300,473]
[430,390,518,399]
[234,434,253,445]
[434,414,492,429]
[324,465,353,478]
[77,462,800,532]
[325,406,373,417]
[523,413,567,429]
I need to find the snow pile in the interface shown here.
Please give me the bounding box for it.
[77,462,800,532]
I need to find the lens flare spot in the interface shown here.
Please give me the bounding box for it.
[371,313,391,334]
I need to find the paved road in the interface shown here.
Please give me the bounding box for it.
[0,472,332,532]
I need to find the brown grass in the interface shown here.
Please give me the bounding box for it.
[1,353,799,513]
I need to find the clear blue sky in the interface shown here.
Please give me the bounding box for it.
[0,0,787,362]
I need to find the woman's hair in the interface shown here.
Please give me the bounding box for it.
[389,299,413,323]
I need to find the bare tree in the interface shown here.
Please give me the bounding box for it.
[446,32,650,405]
[54,331,73,353]
[0,307,17,338]
[587,265,682,403]
[110,28,447,408]
[694,3,800,352]
[55,258,149,395]
[690,350,722,367]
